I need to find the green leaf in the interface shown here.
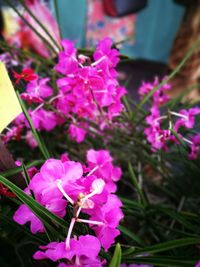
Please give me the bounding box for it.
[125,237,200,256]
[0,175,69,237]
[0,160,44,177]
[21,162,31,187]
[128,162,147,206]
[119,225,144,246]
[16,91,50,159]
[109,243,122,267]
[123,256,197,266]
[120,197,144,209]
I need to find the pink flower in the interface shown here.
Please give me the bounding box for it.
[138,77,171,107]
[86,149,122,192]
[29,159,83,203]
[68,123,87,143]
[188,134,200,160]
[13,204,45,234]
[33,235,102,266]
[13,187,67,234]
[31,108,58,131]
[174,108,200,131]
[55,40,78,75]
[90,194,123,251]
[25,131,38,148]
[93,37,119,78]
[21,78,53,104]
[13,150,123,264]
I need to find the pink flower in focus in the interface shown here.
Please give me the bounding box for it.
[90,194,123,251]
[13,204,45,234]
[33,235,102,266]
[29,159,83,203]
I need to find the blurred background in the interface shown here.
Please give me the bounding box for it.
[0,0,199,101]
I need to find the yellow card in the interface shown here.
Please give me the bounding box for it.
[0,62,22,133]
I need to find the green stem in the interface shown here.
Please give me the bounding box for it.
[128,162,148,206]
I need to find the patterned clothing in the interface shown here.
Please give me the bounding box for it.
[86,0,135,48]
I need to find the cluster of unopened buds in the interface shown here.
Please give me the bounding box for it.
[2,38,126,146]
[139,78,200,160]
[13,149,123,266]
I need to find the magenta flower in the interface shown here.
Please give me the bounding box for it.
[174,108,200,131]
[33,235,103,266]
[4,38,126,145]
[21,78,53,104]
[29,159,83,203]
[93,37,119,78]
[13,204,45,234]
[86,149,122,192]
[13,150,123,264]
[138,77,171,107]
[68,123,87,143]
[30,109,58,131]
[25,131,38,148]
[55,40,78,75]
[188,134,200,160]
[89,194,124,251]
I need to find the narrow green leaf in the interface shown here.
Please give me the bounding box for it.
[0,160,44,177]
[122,247,135,257]
[120,197,144,209]
[128,162,147,206]
[0,175,68,233]
[16,91,50,159]
[126,237,200,256]
[109,243,122,267]
[123,256,197,266]
[119,225,144,246]
[21,162,30,187]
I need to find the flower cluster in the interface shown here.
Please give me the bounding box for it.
[3,38,126,146]
[54,38,127,142]
[13,149,123,266]
[138,77,171,107]
[139,78,200,159]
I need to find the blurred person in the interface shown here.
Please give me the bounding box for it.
[53,0,185,63]
[168,0,200,101]
[51,0,186,99]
